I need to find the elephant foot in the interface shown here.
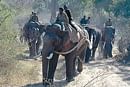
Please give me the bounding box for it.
[36,51,41,57]
[77,66,83,73]
[90,56,95,61]
[77,69,83,73]
[73,71,79,77]
[43,78,53,87]
[85,60,89,63]
[29,55,35,59]
[66,77,74,82]
[109,55,113,58]
[43,82,49,87]
[103,55,108,59]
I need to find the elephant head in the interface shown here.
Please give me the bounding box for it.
[41,24,63,85]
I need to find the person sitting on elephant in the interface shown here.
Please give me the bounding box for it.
[27,12,41,30]
[104,18,112,27]
[29,12,39,23]
[86,16,91,24]
[56,7,78,43]
[80,16,90,26]
[63,5,73,24]
[63,5,75,29]
[55,7,69,31]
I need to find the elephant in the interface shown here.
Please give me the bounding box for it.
[22,21,45,58]
[103,26,115,58]
[85,26,101,62]
[41,23,90,86]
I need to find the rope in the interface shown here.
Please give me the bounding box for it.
[55,37,85,55]
[55,24,90,55]
[77,56,84,64]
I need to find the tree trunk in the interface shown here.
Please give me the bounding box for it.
[50,0,57,23]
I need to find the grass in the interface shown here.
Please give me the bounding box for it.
[0,14,40,86]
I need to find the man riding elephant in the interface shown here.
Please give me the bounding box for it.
[80,16,90,26]
[56,7,78,43]
[103,19,115,58]
[29,12,39,23]
[63,5,77,31]
[104,18,112,27]
[55,8,68,30]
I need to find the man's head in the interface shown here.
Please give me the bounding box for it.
[108,18,111,21]
[88,17,91,20]
[59,7,64,14]
[64,5,68,10]
[33,13,37,16]
[32,12,37,16]
[32,12,35,16]
[83,15,86,19]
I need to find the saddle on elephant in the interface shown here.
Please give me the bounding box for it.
[50,23,90,55]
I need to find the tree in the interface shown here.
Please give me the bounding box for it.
[111,0,130,18]
[50,0,57,23]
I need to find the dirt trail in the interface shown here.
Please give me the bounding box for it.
[20,44,130,87]
[23,57,130,87]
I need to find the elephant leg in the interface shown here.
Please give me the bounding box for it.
[106,43,111,58]
[28,42,32,57]
[91,47,96,59]
[108,43,113,57]
[92,34,100,59]
[85,47,91,63]
[72,57,77,76]
[36,37,42,55]
[31,40,37,57]
[65,51,76,82]
[103,42,108,58]
[98,41,104,57]
[77,48,86,73]
[42,53,59,85]
[48,53,59,81]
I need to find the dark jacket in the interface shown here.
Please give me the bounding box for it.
[29,15,39,22]
[65,9,73,23]
[80,18,87,25]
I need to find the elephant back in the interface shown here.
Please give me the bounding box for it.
[23,21,41,42]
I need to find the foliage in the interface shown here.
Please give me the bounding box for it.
[111,0,130,18]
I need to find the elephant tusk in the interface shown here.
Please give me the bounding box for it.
[47,53,53,59]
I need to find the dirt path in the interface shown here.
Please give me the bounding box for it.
[21,45,130,87]
[23,57,130,87]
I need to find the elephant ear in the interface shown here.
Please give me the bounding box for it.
[39,25,46,34]
[46,25,53,32]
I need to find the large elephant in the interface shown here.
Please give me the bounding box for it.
[41,24,90,86]
[22,21,45,58]
[85,26,101,62]
[103,26,115,58]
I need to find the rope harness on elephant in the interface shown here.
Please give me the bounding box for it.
[55,37,89,55]
[55,27,90,55]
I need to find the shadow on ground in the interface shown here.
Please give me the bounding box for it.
[115,64,130,85]
[23,80,67,87]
